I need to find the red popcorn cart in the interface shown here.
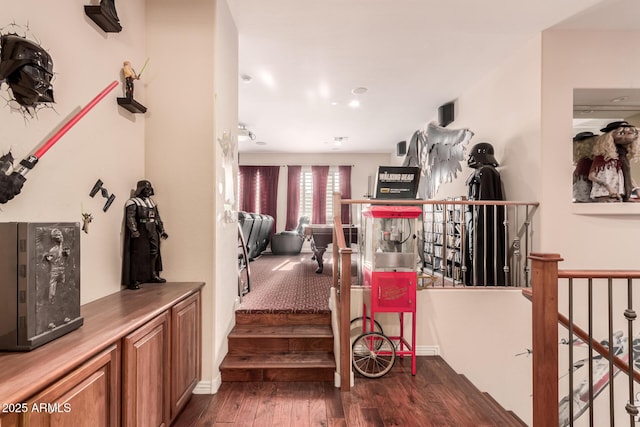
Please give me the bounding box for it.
[352,205,422,377]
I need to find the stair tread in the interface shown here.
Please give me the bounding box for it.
[221,352,336,369]
[229,324,333,338]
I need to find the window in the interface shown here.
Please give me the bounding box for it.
[299,166,340,223]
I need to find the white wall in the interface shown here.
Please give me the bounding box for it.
[3,1,146,303]
[540,29,640,268]
[436,35,542,202]
[213,0,240,390]
[146,0,239,390]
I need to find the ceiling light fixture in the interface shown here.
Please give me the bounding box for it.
[352,87,368,95]
[333,136,348,146]
[238,123,256,142]
[240,74,253,84]
[348,100,360,108]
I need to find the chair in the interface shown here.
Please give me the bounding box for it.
[270,216,310,255]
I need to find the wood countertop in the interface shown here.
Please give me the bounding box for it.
[0,281,205,405]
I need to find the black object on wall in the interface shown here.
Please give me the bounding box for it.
[438,101,455,127]
[396,140,407,156]
[84,0,122,33]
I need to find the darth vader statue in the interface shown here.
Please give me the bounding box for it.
[122,180,169,289]
[464,142,506,286]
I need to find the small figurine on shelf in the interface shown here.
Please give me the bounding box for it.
[122,61,139,100]
[122,180,169,290]
[117,59,148,113]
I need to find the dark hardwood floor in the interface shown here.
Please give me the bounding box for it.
[173,356,527,427]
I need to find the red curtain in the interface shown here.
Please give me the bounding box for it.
[238,166,257,212]
[285,166,301,230]
[239,165,280,232]
[311,166,329,224]
[339,165,352,224]
[257,166,280,232]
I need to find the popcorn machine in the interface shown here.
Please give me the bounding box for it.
[353,205,422,377]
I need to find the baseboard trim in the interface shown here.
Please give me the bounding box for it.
[417,345,440,356]
[193,374,222,394]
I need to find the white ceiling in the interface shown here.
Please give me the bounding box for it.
[228,0,638,154]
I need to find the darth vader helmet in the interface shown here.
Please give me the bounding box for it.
[134,180,154,197]
[0,34,54,108]
[467,142,499,169]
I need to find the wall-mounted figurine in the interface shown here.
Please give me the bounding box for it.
[117,59,148,113]
[0,32,54,115]
[81,212,93,234]
[89,178,115,211]
[588,121,640,202]
[122,61,138,100]
[122,180,169,290]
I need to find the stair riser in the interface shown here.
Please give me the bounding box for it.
[228,337,333,354]
[221,367,334,382]
[235,312,331,326]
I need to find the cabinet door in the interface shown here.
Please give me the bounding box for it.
[122,311,170,427]
[0,413,20,427]
[25,344,119,427]
[170,292,201,421]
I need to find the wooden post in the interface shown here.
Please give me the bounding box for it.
[530,252,563,427]
[339,248,352,391]
[332,192,352,390]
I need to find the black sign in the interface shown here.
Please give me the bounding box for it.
[374,166,421,199]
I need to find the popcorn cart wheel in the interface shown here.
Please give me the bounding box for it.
[352,332,396,378]
[350,316,383,342]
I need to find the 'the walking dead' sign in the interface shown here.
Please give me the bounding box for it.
[374,166,421,199]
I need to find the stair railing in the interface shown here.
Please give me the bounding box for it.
[530,253,640,427]
[331,193,540,391]
[332,213,352,391]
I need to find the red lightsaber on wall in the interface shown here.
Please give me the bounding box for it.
[0,80,119,204]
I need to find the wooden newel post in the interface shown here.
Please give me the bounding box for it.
[529,252,563,427]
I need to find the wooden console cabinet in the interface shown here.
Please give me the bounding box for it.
[0,282,203,427]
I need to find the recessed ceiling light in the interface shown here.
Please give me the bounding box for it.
[240,74,253,83]
[333,136,348,146]
[348,100,360,108]
[255,141,267,146]
[352,87,368,95]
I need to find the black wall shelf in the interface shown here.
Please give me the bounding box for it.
[84,5,122,33]
[117,98,147,114]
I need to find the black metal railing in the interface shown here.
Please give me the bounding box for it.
[530,254,640,427]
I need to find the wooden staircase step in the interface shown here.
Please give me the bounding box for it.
[234,312,331,326]
[229,324,333,338]
[220,352,335,382]
[454,374,525,426]
[228,324,333,354]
